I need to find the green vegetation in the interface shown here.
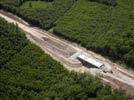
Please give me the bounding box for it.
[0,18,131,99]
[89,0,117,6]
[54,0,134,68]
[0,18,28,67]
[20,1,51,9]
[0,0,18,6]
[1,0,132,69]
[0,0,76,29]
[1,43,128,100]
[19,0,76,29]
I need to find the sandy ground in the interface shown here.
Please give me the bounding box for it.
[0,10,134,94]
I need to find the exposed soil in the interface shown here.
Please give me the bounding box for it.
[0,10,134,94]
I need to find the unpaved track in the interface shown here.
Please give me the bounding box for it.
[0,10,134,94]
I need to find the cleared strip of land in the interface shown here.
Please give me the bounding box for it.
[0,10,134,94]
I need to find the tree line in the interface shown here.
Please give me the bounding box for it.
[0,0,76,30]
[89,0,117,6]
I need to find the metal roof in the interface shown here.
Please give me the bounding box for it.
[77,54,104,68]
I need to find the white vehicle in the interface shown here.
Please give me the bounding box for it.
[77,54,112,73]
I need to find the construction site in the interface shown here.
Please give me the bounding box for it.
[0,10,134,94]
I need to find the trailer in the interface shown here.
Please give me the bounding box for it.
[77,54,112,73]
[77,54,104,68]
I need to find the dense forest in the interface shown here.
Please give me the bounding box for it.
[0,0,133,69]
[0,18,28,67]
[0,18,132,99]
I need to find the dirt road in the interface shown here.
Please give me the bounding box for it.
[0,10,134,94]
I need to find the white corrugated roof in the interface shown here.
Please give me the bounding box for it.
[77,54,104,68]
